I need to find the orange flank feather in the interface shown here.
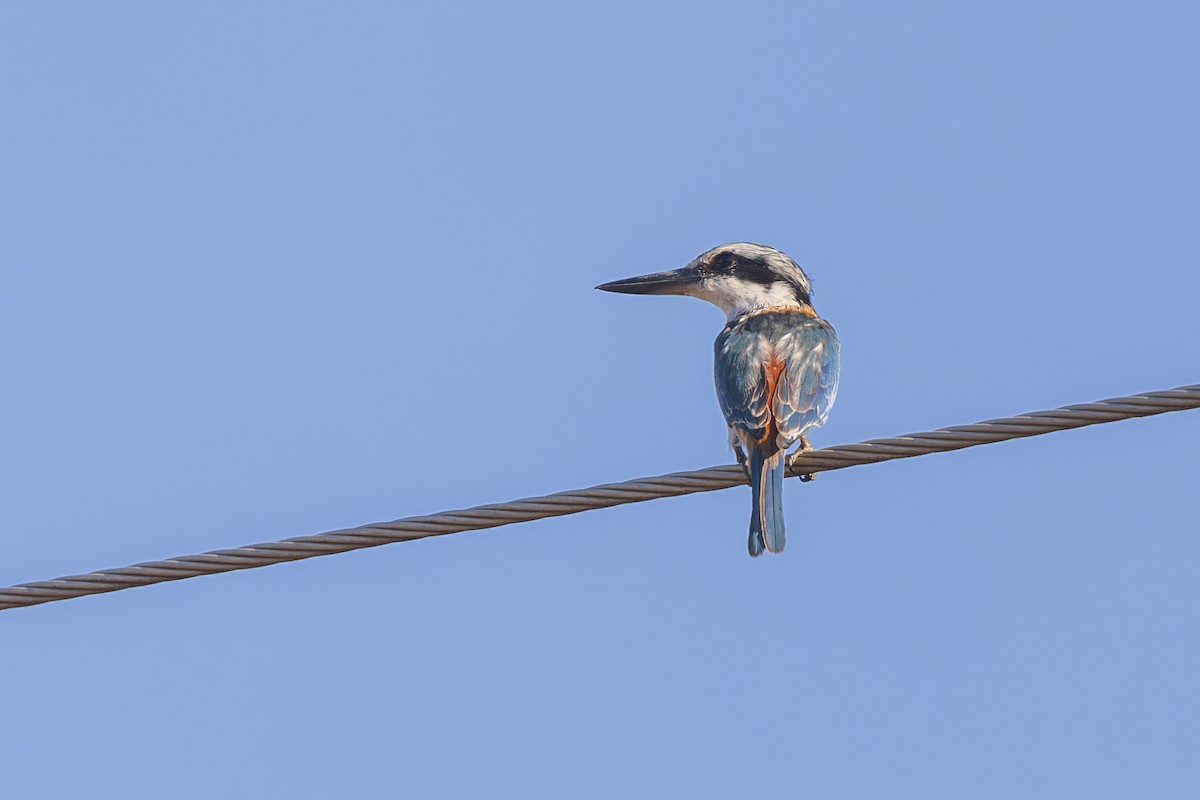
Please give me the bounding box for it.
[758,355,786,450]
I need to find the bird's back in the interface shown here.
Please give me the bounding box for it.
[714,308,840,450]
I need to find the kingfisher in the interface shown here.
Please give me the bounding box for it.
[597,243,840,556]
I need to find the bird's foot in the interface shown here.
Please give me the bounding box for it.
[733,444,752,482]
[790,434,817,482]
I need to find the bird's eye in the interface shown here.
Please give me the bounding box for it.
[710,253,736,272]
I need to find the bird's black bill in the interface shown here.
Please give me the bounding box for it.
[595,267,702,295]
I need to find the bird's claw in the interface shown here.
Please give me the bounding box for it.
[733,444,752,482]
[790,434,817,482]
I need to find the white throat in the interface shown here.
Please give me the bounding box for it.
[687,276,804,321]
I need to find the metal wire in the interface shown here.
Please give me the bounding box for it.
[2,383,1197,612]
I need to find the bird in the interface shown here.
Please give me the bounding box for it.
[596,243,840,556]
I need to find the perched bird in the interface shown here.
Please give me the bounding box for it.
[597,243,840,556]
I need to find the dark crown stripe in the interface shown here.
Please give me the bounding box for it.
[704,251,811,304]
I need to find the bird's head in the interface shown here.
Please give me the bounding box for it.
[596,242,813,321]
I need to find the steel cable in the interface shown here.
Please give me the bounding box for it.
[1,383,1197,612]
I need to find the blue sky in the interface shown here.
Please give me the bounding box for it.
[2,2,1199,797]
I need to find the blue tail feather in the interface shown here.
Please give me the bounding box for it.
[748,446,786,556]
[748,451,765,557]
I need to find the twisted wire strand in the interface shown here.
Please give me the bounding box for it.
[2,383,1196,612]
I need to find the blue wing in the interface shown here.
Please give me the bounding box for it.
[773,322,840,447]
[714,322,775,443]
